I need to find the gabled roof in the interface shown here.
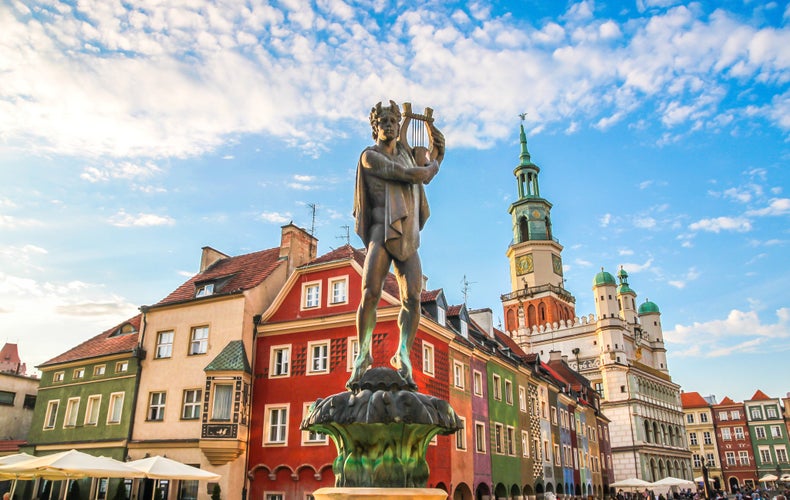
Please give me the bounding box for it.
[0,343,21,365]
[154,247,283,307]
[716,396,739,406]
[493,329,529,358]
[40,315,141,367]
[681,391,710,408]
[205,340,251,373]
[749,389,772,401]
[420,289,442,302]
[302,245,401,299]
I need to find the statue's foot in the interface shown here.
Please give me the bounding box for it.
[346,353,373,390]
[390,353,418,391]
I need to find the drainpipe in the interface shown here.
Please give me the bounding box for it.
[242,314,262,500]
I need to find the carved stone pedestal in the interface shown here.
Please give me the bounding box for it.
[312,487,447,500]
[302,367,461,489]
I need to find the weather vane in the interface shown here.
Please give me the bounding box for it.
[519,112,528,122]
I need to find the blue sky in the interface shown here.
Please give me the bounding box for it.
[1,0,788,403]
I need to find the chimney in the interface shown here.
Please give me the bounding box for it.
[200,247,229,272]
[549,350,563,362]
[469,308,494,339]
[279,223,318,275]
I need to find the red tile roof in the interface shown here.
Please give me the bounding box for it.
[0,440,26,453]
[309,245,363,267]
[420,289,441,302]
[155,247,283,306]
[749,389,772,401]
[40,315,141,367]
[681,391,710,408]
[493,329,529,358]
[447,305,463,316]
[716,396,738,405]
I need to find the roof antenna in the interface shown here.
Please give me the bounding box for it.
[461,275,476,306]
[307,203,318,236]
[337,225,350,246]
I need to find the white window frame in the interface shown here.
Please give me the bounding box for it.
[453,361,464,389]
[456,416,467,450]
[301,280,321,310]
[473,370,483,397]
[93,365,106,376]
[703,431,712,444]
[264,404,289,446]
[734,426,745,439]
[437,307,446,326]
[506,426,516,456]
[44,400,59,429]
[107,392,124,425]
[553,443,561,465]
[264,493,284,500]
[739,451,750,465]
[771,425,783,439]
[475,421,486,454]
[346,337,360,372]
[759,446,771,463]
[776,446,788,463]
[210,383,233,421]
[63,397,80,427]
[73,368,85,379]
[148,391,166,421]
[767,406,778,419]
[700,412,709,423]
[115,361,128,373]
[181,389,202,420]
[195,283,214,297]
[731,410,740,419]
[53,371,64,383]
[327,276,348,306]
[686,413,694,423]
[422,340,435,376]
[719,411,729,421]
[155,330,174,359]
[756,426,766,439]
[721,428,732,440]
[521,430,529,457]
[460,319,468,338]
[189,326,209,355]
[84,395,101,425]
[269,344,292,378]
[302,402,328,445]
[494,422,504,454]
[307,340,330,375]
[492,374,502,401]
[519,386,527,412]
[505,379,513,405]
[689,432,698,445]
[551,407,557,425]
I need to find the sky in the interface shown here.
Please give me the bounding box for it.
[1,0,789,404]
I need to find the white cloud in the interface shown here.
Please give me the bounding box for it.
[108,210,175,227]
[574,258,593,267]
[667,266,700,289]
[618,248,634,256]
[600,213,612,227]
[689,216,752,233]
[621,258,654,273]
[81,161,162,183]
[260,211,292,223]
[638,180,653,190]
[633,216,657,229]
[0,215,42,229]
[745,198,790,216]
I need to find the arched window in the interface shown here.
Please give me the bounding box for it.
[519,217,529,242]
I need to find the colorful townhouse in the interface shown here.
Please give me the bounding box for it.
[744,390,790,483]
[0,343,38,455]
[129,223,316,500]
[682,391,723,490]
[713,397,758,492]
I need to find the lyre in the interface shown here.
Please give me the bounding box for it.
[399,102,438,166]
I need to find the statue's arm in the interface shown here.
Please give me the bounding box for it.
[362,149,439,184]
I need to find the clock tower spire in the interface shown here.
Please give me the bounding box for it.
[501,119,576,335]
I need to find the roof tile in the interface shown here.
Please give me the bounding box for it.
[40,315,141,367]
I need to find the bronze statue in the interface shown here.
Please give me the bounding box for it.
[347,100,445,391]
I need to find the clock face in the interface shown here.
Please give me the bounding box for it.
[516,254,534,275]
[552,254,563,276]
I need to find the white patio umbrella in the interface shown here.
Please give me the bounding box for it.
[651,477,696,488]
[127,456,220,500]
[759,473,778,482]
[611,478,652,489]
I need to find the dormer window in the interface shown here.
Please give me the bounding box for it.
[460,319,468,338]
[110,322,137,337]
[437,307,446,326]
[196,283,215,298]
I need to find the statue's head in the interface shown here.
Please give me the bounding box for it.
[369,100,401,140]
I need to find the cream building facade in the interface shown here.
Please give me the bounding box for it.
[500,124,692,483]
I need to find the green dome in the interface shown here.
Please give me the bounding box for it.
[617,267,628,279]
[638,300,660,314]
[618,283,635,295]
[593,269,616,287]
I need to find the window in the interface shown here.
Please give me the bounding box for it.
[453,362,464,389]
[44,400,59,429]
[703,431,712,444]
[265,494,284,500]
[776,446,788,463]
[739,451,750,465]
[346,338,359,372]
[93,365,106,376]
[85,395,101,425]
[771,425,783,438]
[73,368,85,379]
[302,281,321,309]
[731,410,740,419]
[722,428,732,440]
[270,345,291,377]
[211,384,233,420]
[750,407,763,420]
[494,423,504,454]
[521,430,529,457]
[519,386,526,412]
[148,392,166,421]
[700,412,708,423]
[594,382,604,398]
[64,397,80,427]
[759,447,771,463]
[475,422,486,453]
[156,331,174,358]
[551,407,557,425]
[456,416,467,450]
[328,277,348,305]
[265,405,289,444]
[767,407,778,419]
[189,326,209,355]
[543,440,550,462]
[178,477,199,500]
[507,426,516,455]
[504,380,513,405]
[23,394,36,410]
[437,307,446,326]
[734,427,745,439]
[725,452,736,466]
[553,443,561,465]
[422,341,434,375]
[115,361,128,373]
[302,403,327,445]
[53,371,64,383]
[693,454,702,468]
[490,374,501,400]
[473,371,483,396]
[107,393,124,424]
[689,432,698,445]
[687,414,694,424]
[195,283,214,297]
[756,426,766,439]
[719,411,729,421]
[706,453,716,467]
[182,389,202,420]
[0,390,14,406]
[307,341,329,374]
[460,320,468,338]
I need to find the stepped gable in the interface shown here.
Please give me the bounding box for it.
[156,247,282,306]
[681,391,710,408]
[749,389,772,400]
[716,396,738,405]
[40,315,141,367]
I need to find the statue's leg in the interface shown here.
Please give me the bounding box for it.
[390,254,422,390]
[347,238,390,390]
